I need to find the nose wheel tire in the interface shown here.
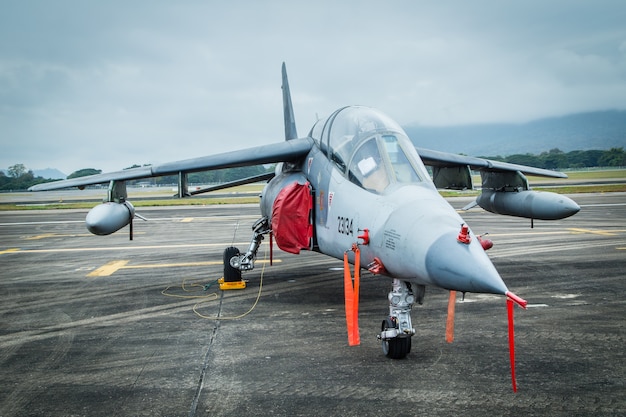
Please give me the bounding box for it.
[381,317,411,359]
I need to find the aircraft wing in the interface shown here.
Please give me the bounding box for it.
[416,147,567,178]
[29,138,314,191]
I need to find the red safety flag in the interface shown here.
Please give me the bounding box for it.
[343,246,360,346]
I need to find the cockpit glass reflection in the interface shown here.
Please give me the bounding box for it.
[348,138,390,193]
[382,135,422,184]
[311,106,430,194]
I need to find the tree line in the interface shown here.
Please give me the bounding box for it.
[2,147,625,191]
[479,147,626,170]
[0,163,272,191]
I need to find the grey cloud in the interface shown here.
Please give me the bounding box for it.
[1,0,625,174]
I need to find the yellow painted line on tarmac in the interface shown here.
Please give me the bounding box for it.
[482,230,576,237]
[122,259,280,269]
[26,233,58,240]
[0,248,20,255]
[87,260,130,277]
[180,218,194,222]
[8,242,253,254]
[88,258,280,277]
[568,228,618,236]
[123,260,224,269]
[25,232,93,240]
[487,228,626,238]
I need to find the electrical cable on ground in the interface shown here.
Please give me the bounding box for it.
[193,251,266,320]
[161,278,220,300]
[161,250,266,320]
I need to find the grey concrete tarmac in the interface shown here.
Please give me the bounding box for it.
[0,194,624,417]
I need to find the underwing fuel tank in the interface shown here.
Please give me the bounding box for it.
[86,201,135,235]
[476,190,580,220]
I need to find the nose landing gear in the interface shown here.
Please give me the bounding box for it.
[378,278,417,359]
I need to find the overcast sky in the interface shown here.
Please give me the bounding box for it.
[2,0,625,175]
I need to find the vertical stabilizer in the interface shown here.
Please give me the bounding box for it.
[282,62,298,140]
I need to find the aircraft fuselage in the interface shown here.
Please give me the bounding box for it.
[261,106,509,296]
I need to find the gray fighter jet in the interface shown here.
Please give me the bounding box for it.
[30,63,579,391]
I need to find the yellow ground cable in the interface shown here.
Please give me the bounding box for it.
[161,277,220,301]
[193,251,266,320]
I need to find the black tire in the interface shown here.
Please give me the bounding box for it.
[381,317,411,359]
[223,247,242,282]
[381,318,395,357]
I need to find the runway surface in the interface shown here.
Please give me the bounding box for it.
[1,193,624,416]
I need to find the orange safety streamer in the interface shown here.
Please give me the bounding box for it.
[343,246,361,346]
[505,291,527,392]
[445,290,456,343]
[507,298,518,392]
[506,291,528,392]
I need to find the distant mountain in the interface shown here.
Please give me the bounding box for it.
[33,168,66,179]
[404,110,626,157]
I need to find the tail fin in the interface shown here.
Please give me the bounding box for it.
[281,62,298,140]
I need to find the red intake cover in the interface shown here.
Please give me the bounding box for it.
[271,181,313,254]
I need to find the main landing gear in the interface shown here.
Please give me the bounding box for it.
[378,279,420,359]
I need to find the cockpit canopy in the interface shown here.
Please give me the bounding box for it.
[309,106,430,193]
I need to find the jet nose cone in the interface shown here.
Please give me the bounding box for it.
[425,231,508,295]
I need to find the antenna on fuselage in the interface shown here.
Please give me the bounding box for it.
[281,62,298,140]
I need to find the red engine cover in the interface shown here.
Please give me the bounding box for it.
[271,181,313,254]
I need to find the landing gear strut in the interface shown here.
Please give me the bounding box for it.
[378,278,417,359]
[223,217,270,280]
